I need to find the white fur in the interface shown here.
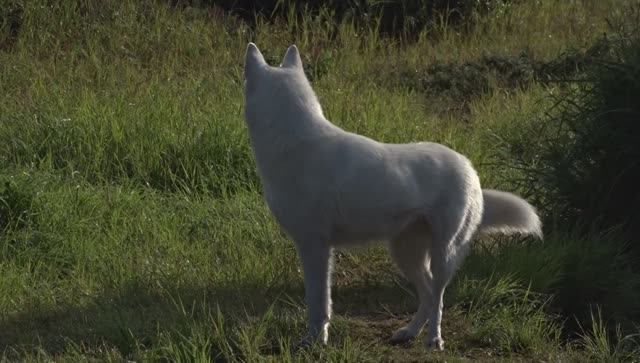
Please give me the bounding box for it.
[243,43,542,351]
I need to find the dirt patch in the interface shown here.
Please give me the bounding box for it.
[377,38,612,115]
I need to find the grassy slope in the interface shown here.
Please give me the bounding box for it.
[0,0,637,361]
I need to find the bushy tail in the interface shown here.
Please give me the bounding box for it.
[478,189,543,239]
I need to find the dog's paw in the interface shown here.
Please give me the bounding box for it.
[426,337,445,351]
[390,327,418,344]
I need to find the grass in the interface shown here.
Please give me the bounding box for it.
[1,0,639,361]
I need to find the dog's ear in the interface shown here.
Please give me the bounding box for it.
[281,44,302,70]
[245,43,267,79]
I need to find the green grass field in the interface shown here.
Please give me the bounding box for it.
[1,1,639,361]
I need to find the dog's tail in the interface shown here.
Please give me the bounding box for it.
[477,189,542,239]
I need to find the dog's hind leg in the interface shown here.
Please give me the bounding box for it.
[388,220,434,343]
[425,209,476,351]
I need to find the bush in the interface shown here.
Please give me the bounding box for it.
[494,14,640,250]
[170,0,515,37]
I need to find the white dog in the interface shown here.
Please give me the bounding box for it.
[243,43,542,351]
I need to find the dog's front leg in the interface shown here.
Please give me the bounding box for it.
[296,242,333,347]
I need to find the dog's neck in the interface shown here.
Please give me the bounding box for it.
[246,102,337,169]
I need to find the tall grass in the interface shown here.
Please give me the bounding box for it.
[577,308,640,362]
[0,0,617,194]
[1,0,638,361]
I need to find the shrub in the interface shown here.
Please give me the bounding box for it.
[169,0,515,37]
[493,12,640,251]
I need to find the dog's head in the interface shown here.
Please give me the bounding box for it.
[243,43,323,127]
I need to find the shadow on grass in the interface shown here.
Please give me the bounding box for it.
[0,278,415,357]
